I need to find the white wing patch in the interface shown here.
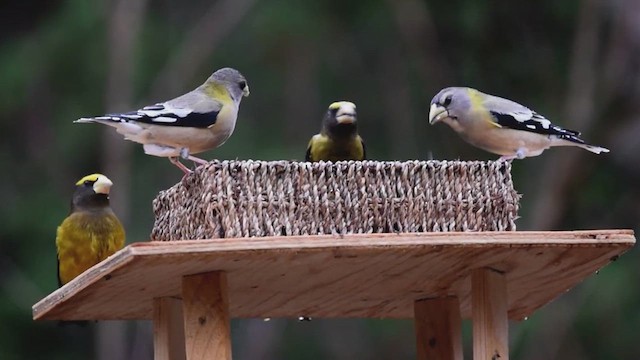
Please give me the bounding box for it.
[509,110,533,122]
[140,103,192,118]
[530,113,552,129]
[168,107,192,118]
[507,110,552,129]
[152,116,178,123]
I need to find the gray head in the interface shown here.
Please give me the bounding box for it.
[428,87,474,127]
[207,67,250,101]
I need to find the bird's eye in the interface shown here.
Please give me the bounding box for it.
[84,180,93,186]
[443,95,452,107]
[239,81,246,90]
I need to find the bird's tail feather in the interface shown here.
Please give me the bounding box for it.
[554,136,609,154]
[74,116,123,124]
[579,143,609,154]
[74,117,95,123]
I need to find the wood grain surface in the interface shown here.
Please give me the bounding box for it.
[472,268,509,360]
[32,230,634,321]
[153,297,185,360]
[414,297,463,360]
[182,272,231,360]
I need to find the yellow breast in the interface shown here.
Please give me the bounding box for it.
[56,211,125,285]
[308,134,365,161]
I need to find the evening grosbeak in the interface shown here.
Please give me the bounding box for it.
[56,174,125,287]
[76,67,250,172]
[429,87,609,160]
[306,101,366,162]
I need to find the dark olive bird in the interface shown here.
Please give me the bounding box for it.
[305,101,366,162]
[56,174,125,287]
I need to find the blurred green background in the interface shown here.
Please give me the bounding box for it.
[1,0,639,358]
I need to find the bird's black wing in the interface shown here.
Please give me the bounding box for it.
[56,256,62,287]
[305,143,313,162]
[99,103,222,128]
[360,138,367,160]
[490,111,585,143]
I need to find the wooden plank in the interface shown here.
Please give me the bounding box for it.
[32,230,634,321]
[472,268,508,360]
[182,272,231,360]
[153,297,186,360]
[414,297,462,360]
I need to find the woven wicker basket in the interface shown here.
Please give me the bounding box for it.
[151,160,519,241]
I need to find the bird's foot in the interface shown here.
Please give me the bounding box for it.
[179,148,191,160]
[498,148,526,162]
[169,157,192,174]
[179,148,208,166]
[187,155,209,165]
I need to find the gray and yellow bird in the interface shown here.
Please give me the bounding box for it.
[428,87,609,160]
[305,101,366,162]
[56,174,125,287]
[75,67,250,173]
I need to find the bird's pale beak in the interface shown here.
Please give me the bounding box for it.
[243,85,250,97]
[429,103,449,124]
[93,176,113,195]
[336,113,356,124]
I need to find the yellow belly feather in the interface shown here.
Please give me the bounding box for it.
[308,134,365,162]
[56,211,125,285]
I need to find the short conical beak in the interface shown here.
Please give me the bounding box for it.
[93,175,113,195]
[429,103,449,124]
[336,113,356,124]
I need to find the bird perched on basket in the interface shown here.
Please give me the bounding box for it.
[56,174,125,287]
[75,67,250,173]
[428,87,609,160]
[305,101,366,162]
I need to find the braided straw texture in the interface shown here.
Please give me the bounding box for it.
[151,160,519,241]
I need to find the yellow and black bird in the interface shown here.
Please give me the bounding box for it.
[305,101,366,162]
[56,174,125,287]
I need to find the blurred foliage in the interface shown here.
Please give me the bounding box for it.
[1,0,639,359]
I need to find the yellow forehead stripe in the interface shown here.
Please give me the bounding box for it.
[76,173,103,185]
[329,101,356,110]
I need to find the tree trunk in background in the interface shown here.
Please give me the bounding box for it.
[603,0,640,176]
[149,0,259,100]
[284,39,319,152]
[528,0,601,230]
[387,0,453,160]
[387,0,453,88]
[378,43,418,159]
[98,0,149,359]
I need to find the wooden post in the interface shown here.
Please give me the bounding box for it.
[414,297,463,360]
[182,271,231,360]
[153,297,186,360]
[472,268,508,360]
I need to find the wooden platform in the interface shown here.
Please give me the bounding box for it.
[34,230,633,322]
[33,230,635,359]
